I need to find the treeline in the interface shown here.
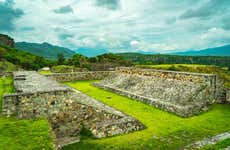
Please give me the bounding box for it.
[57,53,132,71]
[119,53,230,67]
[0,44,132,71]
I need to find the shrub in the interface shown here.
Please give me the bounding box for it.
[168,65,177,71]
[79,125,94,139]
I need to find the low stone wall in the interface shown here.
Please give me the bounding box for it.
[45,71,114,82]
[185,132,230,149]
[2,90,70,117]
[95,67,221,117]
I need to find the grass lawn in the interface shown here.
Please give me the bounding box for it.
[0,77,56,150]
[64,80,230,150]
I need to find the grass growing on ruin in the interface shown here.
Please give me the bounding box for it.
[0,77,56,150]
[64,80,230,150]
[0,77,13,111]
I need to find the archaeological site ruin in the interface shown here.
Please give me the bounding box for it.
[2,71,144,146]
[94,67,226,117]
[1,67,229,147]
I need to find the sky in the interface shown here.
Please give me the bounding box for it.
[0,0,230,53]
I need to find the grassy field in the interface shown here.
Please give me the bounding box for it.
[64,80,230,150]
[0,77,55,150]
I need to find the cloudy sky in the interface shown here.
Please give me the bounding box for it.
[1,0,230,53]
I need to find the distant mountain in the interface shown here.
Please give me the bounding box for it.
[172,44,230,56]
[75,47,108,57]
[16,42,75,59]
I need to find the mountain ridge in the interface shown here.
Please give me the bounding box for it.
[170,44,230,56]
[15,41,230,58]
[16,42,75,59]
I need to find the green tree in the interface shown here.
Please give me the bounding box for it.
[67,54,88,67]
[57,53,65,65]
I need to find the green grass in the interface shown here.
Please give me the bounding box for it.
[38,70,52,75]
[0,77,14,112]
[0,77,55,150]
[0,118,55,150]
[64,80,230,150]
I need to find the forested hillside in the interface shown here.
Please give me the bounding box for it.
[16,42,75,59]
[0,45,55,71]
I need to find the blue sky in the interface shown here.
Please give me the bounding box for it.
[1,0,230,53]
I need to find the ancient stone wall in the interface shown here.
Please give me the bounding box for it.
[95,67,222,117]
[45,71,114,82]
[227,88,230,103]
[2,71,144,146]
[3,90,144,139]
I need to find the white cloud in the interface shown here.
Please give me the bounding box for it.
[130,40,139,47]
[3,0,230,52]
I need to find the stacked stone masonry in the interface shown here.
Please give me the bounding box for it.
[2,71,144,146]
[227,88,230,103]
[45,71,114,82]
[94,67,222,117]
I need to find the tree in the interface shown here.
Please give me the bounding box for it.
[67,54,88,67]
[57,53,65,65]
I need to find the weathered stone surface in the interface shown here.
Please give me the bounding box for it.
[94,67,220,117]
[2,71,144,146]
[185,132,230,149]
[13,71,70,93]
[45,71,114,82]
[227,88,230,103]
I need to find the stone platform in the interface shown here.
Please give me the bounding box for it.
[2,71,144,146]
[94,67,220,117]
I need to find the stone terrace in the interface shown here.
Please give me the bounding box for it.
[13,71,70,93]
[94,67,221,117]
[2,71,144,146]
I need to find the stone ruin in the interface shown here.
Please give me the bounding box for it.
[94,67,224,117]
[1,68,228,146]
[2,71,144,146]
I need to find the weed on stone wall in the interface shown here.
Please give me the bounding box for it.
[79,124,94,139]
